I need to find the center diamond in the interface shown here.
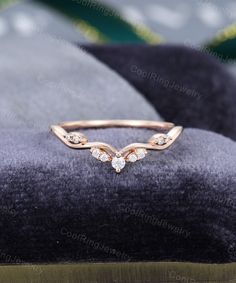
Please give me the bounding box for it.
[111,156,126,173]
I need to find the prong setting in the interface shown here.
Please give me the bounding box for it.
[111,156,126,172]
[90,148,111,162]
[149,133,169,146]
[65,132,87,144]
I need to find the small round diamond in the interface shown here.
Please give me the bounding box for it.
[156,136,166,145]
[135,148,146,159]
[91,148,101,159]
[72,135,81,144]
[65,132,81,144]
[65,134,74,142]
[127,153,138,163]
[111,156,126,172]
[99,153,109,162]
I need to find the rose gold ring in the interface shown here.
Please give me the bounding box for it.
[51,120,183,173]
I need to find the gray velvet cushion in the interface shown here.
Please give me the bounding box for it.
[0,127,235,263]
[0,18,235,266]
[0,35,161,130]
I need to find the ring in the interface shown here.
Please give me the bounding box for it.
[51,120,183,173]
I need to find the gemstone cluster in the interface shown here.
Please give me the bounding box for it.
[90,147,147,172]
[149,134,169,146]
[91,148,111,162]
[65,132,87,144]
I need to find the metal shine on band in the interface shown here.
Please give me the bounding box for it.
[51,120,183,173]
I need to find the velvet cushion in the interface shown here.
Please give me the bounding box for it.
[0,127,235,263]
[0,36,160,130]
[84,45,236,141]
[1,35,236,268]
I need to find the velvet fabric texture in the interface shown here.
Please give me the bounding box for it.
[0,36,161,130]
[0,128,235,263]
[84,45,236,141]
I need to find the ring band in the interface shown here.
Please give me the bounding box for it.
[51,120,183,173]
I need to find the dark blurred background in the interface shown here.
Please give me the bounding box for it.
[0,0,236,69]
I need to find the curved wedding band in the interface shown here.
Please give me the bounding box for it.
[51,120,183,173]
